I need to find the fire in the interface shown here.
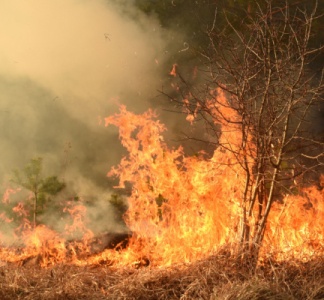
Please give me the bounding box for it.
[0,90,323,267]
[264,183,324,260]
[169,63,177,77]
[103,98,245,266]
[103,91,323,265]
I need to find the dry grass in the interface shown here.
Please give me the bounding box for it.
[0,252,324,300]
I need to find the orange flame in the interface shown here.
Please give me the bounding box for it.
[105,91,323,266]
[0,91,323,267]
[104,100,249,265]
[169,63,177,77]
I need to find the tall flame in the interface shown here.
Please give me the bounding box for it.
[105,90,323,265]
[0,90,323,267]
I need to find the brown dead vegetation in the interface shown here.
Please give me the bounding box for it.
[0,249,324,300]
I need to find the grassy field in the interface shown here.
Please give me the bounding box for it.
[1,250,324,300]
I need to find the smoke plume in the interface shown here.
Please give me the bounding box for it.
[0,0,190,237]
[0,0,177,191]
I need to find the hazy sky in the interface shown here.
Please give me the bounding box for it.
[0,0,178,198]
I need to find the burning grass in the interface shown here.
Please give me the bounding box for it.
[1,102,324,298]
[0,250,324,299]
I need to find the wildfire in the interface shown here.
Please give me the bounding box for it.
[0,90,323,267]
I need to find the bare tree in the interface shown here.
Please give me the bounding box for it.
[169,0,324,263]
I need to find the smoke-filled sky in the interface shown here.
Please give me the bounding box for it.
[0,0,185,199]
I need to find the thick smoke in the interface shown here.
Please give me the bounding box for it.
[0,0,174,186]
[0,0,185,235]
